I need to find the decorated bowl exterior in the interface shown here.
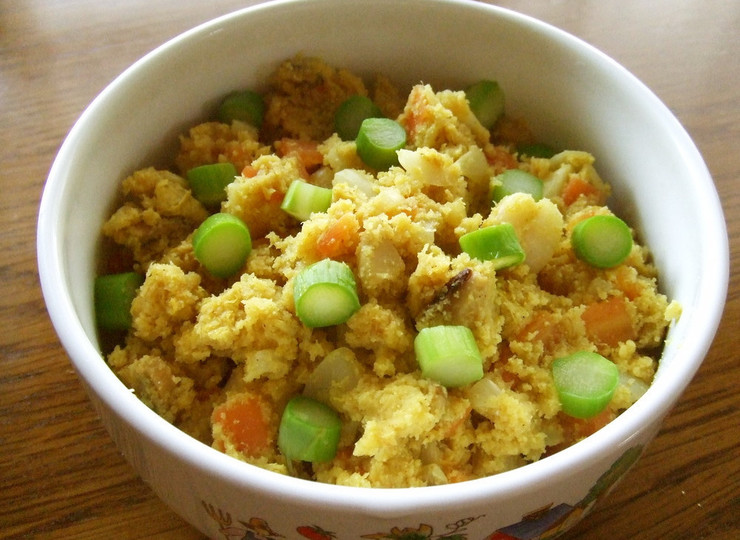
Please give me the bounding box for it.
[37,0,727,538]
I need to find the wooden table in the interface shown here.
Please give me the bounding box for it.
[2,1,738,538]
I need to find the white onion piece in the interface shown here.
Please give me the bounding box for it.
[424,463,448,486]
[619,372,650,404]
[368,186,405,215]
[332,168,376,197]
[455,146,490,184]
[467,377,503,417]
[309,165,335,187]
[398,148,457,187]
[303,347,363,404]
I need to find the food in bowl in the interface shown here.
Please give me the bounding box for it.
[95,54,678,488]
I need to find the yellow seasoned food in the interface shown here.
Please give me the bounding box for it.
[100,55,679,487]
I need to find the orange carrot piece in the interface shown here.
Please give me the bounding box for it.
[211,394,273,456]
[565,408,615,440]
[546,408,616,456]
[516,311,560,349]
[582,296,635,346]
[316,213,360,259]
[275,138,324,175]
[562,176,599,206]
[579,408,615,436]
[484,146,518,172]
[241,164,258,178]
[399,86,434,141]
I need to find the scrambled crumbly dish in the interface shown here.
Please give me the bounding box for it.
[99,54,679,487]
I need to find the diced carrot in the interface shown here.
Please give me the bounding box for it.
[315,213,360,259]
[274,138,324,176]
[516,311,560,349]
[582,296,635,346]
[545,408,616,457]
[401,109,421,140]
[241,165,258,178]
[399,86,434,141]
[585,408,616,434]
[562,175,600,206]
[211,394,273,456]
[565,408,615,439]
[542,407,617,457]
[484,146,518,172]
[266,188,285,205]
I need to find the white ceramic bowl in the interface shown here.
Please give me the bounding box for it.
[37,0,728,538]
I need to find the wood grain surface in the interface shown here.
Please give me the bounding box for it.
[1,1,738,538]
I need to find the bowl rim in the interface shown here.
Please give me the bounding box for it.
[36,0,729,517]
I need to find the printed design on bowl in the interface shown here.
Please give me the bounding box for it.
[202,446,642,540]
[485,445,644,540]
[202,502,284,539]
[359,516,485,539]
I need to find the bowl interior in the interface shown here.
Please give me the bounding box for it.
[38,0,728,518]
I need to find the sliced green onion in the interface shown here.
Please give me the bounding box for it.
[459,223,526,269]
[517,142,557,159]
[335,95,383,140]
[490,169,544,203]
[355,117,406,170]
[414,326,484,388]
[571,215,633,269]
[94,272,144,331]
[465,79,505,129]
[552,351,619,418]
[278,395,342,463]
[280,180,333,221]
[293,259,360,328]
[218,90,265,128]
[192,212,252,278]
[186,162,237,207]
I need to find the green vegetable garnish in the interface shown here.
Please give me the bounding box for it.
[355,117,406,170]
[552,351,619,418]
[466,79,505,129]
[94,272,144,331]
[192,212,252,278]
[186,162,237,207]
[280,180,333,221]
[490,169,544,203]
[517,142,557,159]
[571,215,633,268]
[414,325,484,388]
[293,259,360,328]
[335,95,383,140]
[459,223,526,269]
[278,395,342,463]
[218,89,265,127]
